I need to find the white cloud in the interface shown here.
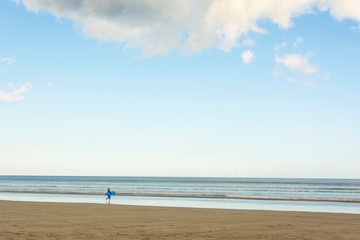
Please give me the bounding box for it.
[274,37,322,86]
[14,0,360,56]
[288,77,298,83]
[275,49,321,87]
[303,80,317,87]
[275,53,318,76]
[46,82,55,87]
[9,0,20,5]
[293,37,304,48]
[350,25,360,32]
[0,82,33,102]
[241,38,256,47]
[319,0,360,22]
[0,56,32,102]
[275,42,287,51]
[287,77,318,87]
[241,50,255,64]
[0,57,16,71]
[0,57,16,65]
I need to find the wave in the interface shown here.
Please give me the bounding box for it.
[1,185,360,194]
[1,176,359,204]
[1,176,360,185]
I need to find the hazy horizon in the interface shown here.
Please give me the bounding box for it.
[1,174,360,180]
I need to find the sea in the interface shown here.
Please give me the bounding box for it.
[0,176,359,214]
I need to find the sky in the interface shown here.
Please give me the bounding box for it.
[0,0,359,178]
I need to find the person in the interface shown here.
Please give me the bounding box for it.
[106,188,112,204]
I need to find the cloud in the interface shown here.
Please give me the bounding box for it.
[293,37,304,48]
[275,42,287,51]
[241,50,255,64]
[303,80,317,87]
[0,57,16,71]
[9,0,20,5]
[241,38,256,47]
[0,82,33,102]
[0,56,32,102]
[288,77,298,83]
[46,82,55,87]
[319,0,360,22]
[350,25,360,32]
[274,39,321,87]
[14,0,360,56]
[275,53,318,76]
[0,57,16,65]
[287,77,317,87]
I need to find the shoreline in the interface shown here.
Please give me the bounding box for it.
[2,191,360,203]
[3,198,360,215]
[1,200,359,239]
[2,192,360,215]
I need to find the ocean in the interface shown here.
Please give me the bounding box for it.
[1,176,359,214]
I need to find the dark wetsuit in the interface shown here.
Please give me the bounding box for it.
[106,190,112,203]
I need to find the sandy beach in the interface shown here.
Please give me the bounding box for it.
[1,200,359,240]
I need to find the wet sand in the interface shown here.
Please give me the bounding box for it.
[1,200,359,240]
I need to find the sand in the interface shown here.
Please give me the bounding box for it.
[1,200,359,240]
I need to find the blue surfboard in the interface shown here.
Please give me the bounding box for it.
[105,191,116,196]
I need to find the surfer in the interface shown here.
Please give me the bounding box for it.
[106,188,112,204]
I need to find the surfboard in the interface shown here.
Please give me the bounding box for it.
[105,191,116,196]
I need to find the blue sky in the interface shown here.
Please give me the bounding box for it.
[1,0,359,178]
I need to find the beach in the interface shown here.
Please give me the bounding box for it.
[1,200,359,240]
